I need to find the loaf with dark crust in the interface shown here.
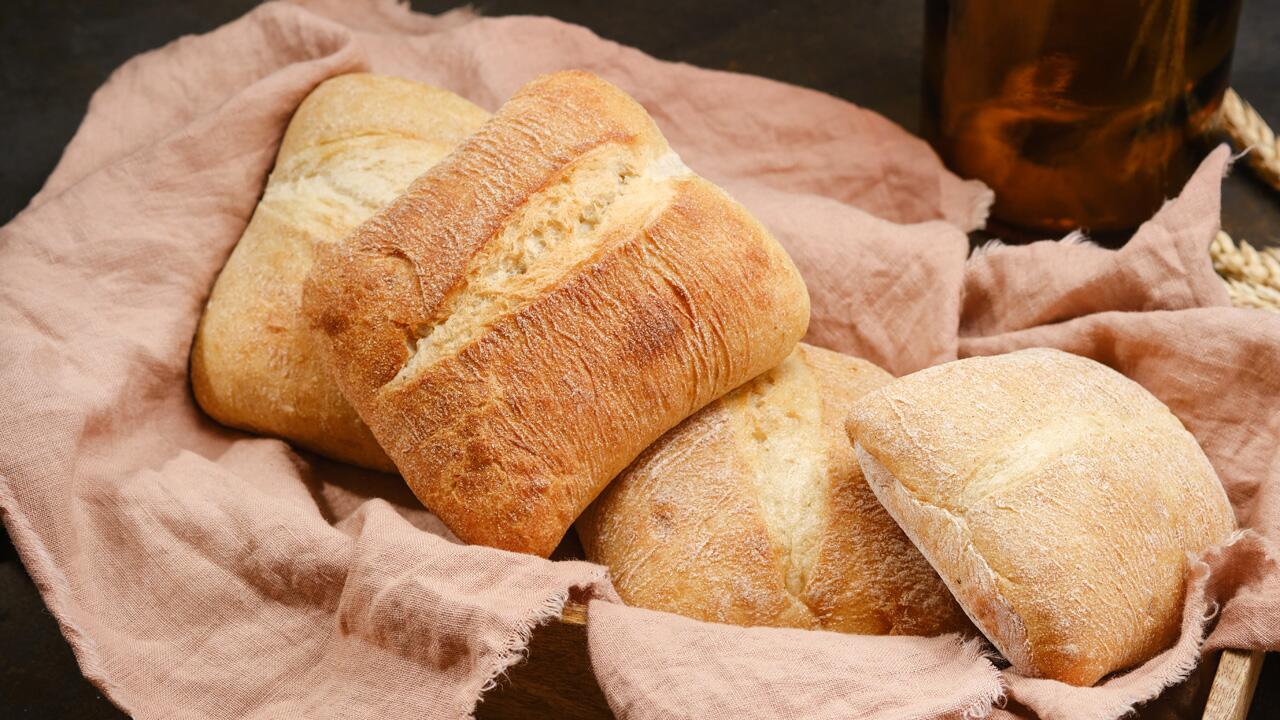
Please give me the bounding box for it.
[304,70,810,556]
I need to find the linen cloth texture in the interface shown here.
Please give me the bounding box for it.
[0,2,1276,719]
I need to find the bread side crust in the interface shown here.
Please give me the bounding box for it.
[856,443,1031,666]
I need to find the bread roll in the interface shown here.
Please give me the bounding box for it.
[846,348,1235,685]
[304,70,810,557]
[579,344,972,635]
[191,74,488,471]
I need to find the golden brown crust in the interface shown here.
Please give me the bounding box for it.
[578,344,972,636]
[304,71,809,556]
[190,73,488,470]
[580,400,813,629]
[846,348,1237,685]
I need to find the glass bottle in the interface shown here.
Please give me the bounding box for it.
[924,0,1243,236]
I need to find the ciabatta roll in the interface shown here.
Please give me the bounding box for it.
[304,71,810,556]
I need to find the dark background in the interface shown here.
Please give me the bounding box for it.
[1,1,1277,717]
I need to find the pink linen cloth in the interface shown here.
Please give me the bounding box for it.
[0,2,1275,719]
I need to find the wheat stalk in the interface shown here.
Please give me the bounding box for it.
[1212,230,1280,311]
[1209,89,1280,310]
[1216,88,1280,191]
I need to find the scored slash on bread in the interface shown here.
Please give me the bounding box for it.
[304,70,810,557]
[846,348,1236,685]
[579,344,973,636]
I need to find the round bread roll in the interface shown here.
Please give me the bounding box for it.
[846,347,1236,686]
[579,344,972,636]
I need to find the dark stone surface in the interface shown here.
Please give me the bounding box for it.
[1,1,1276,717]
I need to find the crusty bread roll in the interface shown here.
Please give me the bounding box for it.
[191,74,488,471]
[846,348,1236,685]
[578,344,972,635]
[303,70,810,557]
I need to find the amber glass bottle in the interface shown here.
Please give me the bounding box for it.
[924,0,1243,235]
